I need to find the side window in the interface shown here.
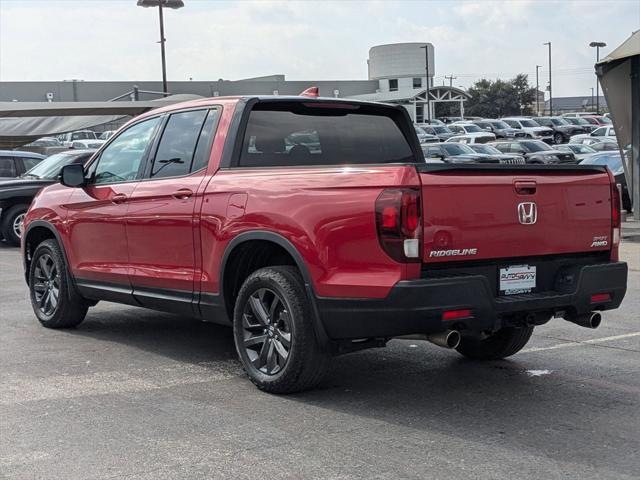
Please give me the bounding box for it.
[493,143,509,153]
[389,79,399,91]
[22,157,42,171]
[92,117,160,185]
[505,120,519,129]
[150,109,208,179]
[592,127,605,136]
[191,109,220,172]
[0,157,16,177]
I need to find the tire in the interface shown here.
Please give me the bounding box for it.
[233,266,330,394]
[553,133,564,144]
[1,204,28,246]
[29,239,89,328]
[455,325,534,360]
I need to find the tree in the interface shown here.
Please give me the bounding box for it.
[464,74,537,117]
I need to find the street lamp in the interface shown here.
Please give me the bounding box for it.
[589,41,607,114]
[137,0,185,96]
[543,42,552,116]
[420,44,432,123]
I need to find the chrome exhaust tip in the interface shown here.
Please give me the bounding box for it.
[565,311,602,329]
[426,330,461,349]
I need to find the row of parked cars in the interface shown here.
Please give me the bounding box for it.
[19,129,116,156]
[415,113,615,146]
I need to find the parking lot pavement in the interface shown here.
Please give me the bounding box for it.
[1,242,639,480]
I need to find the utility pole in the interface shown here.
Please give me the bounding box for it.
[544,42,552,116]
[589,41,607,114]
[445,75,457,87]
[420,44,432,123]
[535,65,541,116]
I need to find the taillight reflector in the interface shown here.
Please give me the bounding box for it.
[375,188,421,262]
[591,293,611,304]
[442,309,472,321]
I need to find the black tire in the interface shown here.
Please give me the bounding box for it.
[1,204,28,246]
[455,325,534,360]
[29,239,89,328]
[553,132,564,144]
[233,266,330,394]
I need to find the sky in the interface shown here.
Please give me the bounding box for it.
[0,0,638,97]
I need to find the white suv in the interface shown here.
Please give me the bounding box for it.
[569,125,616,142]
[502,117,554,143]
[446,123,496,142]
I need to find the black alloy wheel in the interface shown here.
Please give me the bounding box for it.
[32,252,60,317]
[241,288,292,375]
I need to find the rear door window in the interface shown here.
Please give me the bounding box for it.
[0,157,16,177]
[238,103,414,167]
[149,109,209,179]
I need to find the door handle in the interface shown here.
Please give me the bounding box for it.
[111,193,128,204]
[172,188,193,200]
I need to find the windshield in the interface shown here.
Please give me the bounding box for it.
[24,152,83,179]
[521,140,551,152]
[414,126,427,135]
[568,144,596,154]
[432,126,450,134]
[463,125,482,133]
[472,144,501,154]
[441,143,475,155]
[489,121,510,129]
[551,118,569,126]
[521,119,540,128]
[581,153,623,174]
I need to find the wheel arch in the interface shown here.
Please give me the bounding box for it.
[219,231,328,344]
[23,221,71,287]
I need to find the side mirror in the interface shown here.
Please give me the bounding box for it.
[60,164,86,188]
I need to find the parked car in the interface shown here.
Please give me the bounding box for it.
[417,119,445,126]
[446,123,496,142]
[70,139,107,150]
[418,125,455,141]
[21,95,627,393]
[581,152,632,212]
[581,116,612,127]
[57,130,98,147]
[590,140,620,152]
[502,117,554,143]
[98,130,116,140]
[570,125,616,143]
[19,137,68,156]
[413,126,440,144]
[562,112,597,118]
[0,150,45,179]
[0,150,95,245]
[424,142,523,163]
[473,120,526,139]
[532,117,586,144]
[446,134,496,145]
[556,144,597,161]
[563,116,597,133]
[467,144,526,164]
[490,140,576,164]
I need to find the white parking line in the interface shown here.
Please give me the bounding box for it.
[521,332,640,353]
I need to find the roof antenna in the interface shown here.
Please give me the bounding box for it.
[299,86,319,98]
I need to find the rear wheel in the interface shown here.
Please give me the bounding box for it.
[1,204,28,246]
[29,239,89,328]
[233,266,329,393]
[455,325,534,360]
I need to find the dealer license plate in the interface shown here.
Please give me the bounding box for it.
[499,265,536,295]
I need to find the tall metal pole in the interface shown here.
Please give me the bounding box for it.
[544,42,552,116]
[158,2,168,95]
[595,45,600,114]
[590,87,594,111]
[535,65,541,116]
[421,45,431,123]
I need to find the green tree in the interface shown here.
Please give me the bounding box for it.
[465,74,536,117]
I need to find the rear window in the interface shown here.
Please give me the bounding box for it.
[238,103,414,167]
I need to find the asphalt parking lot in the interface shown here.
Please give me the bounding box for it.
[1,240,639,480]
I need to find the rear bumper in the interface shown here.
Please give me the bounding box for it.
[316,262,627,339]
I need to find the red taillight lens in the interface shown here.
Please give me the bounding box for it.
[591,293,612,304]
[611,180,621,261]
[375,188,421,262]
[442,309,472,321]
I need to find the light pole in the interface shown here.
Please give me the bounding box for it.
[137,0,185,96]
[535,65,541,116]
[543,42,552,116]
[420,44,432,123]
[589,41,607,114]
[590,87,595,111]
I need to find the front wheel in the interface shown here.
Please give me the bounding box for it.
[233,266,329,393]
[455,325,534,360]
[29,239,89,328]
[553,132,564,144]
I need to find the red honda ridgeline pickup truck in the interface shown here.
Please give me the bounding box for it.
[22,94,627,393]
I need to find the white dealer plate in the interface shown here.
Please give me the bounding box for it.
[499,265,536,295]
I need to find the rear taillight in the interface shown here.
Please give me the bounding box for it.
[611,180,621,261]
[375,188,421,263]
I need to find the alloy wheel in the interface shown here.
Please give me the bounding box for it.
[32,253,60,317]
[241,288,292,375]
[12,212,26,240]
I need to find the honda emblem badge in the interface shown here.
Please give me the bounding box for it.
[518,202,537,225]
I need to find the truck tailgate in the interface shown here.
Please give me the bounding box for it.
[419,166,613,264]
